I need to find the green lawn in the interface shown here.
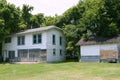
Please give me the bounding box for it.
[0,62,120,80]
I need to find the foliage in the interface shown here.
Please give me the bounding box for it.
[0,0,21,38]
[42,16,56,26]
[79,0,103,35]
[0,0,45,40]
[55,0,120,56]
[98,0,120,37]
[30,13,44,28]
[55,5,83,27]
[62,25,79,53]
[21,4,33,28]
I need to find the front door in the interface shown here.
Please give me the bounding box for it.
[8,51,15,61]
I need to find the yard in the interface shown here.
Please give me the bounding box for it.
[0,62,120,80]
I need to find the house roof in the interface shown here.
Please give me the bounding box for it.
[76,35,120,46]
[11,26,61,36]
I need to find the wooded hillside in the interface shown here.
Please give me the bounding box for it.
[1,0,120,59]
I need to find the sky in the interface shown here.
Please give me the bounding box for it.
[7,0,79,16]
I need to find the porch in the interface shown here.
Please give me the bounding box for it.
[8,49,47,63]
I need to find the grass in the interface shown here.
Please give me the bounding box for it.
[0,62,120,80]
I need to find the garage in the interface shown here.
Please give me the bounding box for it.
[76,36,120,62]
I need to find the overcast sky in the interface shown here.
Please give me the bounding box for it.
[7,0,79,16]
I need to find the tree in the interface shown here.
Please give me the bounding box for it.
[55,5,82,27]
[78,0,103,36]
[0,0,22,61]
[22,4,33,29]
[55,0,120,60]
[0,0,21,37]
[30,13,44,28]
[96,0,120,37]
[77,0,119,37]
[43,16,56,26]
[62,24,80,58]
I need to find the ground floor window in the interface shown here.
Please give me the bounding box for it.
[60,49,62,56]
[8,51,15,59]
[18,49,46,62]
[18,49,28,62]
[18,49,28,58]
[53,49,56,56]
[29,49,41,61]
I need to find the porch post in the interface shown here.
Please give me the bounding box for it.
[27,49,29,61]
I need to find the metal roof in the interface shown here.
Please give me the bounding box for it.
[13,26,61,35]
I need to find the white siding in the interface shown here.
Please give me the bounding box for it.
[2,32,47,49]
[100,44,117,51]
[81,45,100,56]
[46,29,66,62]
[2,36,17,57]
[2,32,47,58]
[81,44,118,56]
[80,43,118,62]
[16,32,47,49]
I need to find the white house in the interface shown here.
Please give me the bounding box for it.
[76,36,120,62]
[2,26,66,63]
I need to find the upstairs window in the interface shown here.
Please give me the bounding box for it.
[52,34,56,45]
[38,34,42,43]
[33,35,37,44]
[17,36,25,45]
[33,34,42,44]
[60,36,62,46]
[5,37,11,43]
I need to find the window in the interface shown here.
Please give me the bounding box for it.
[60,36,62,45]
[33,34,42,44]
[53,49,56,56]
[5,37,11,43]
[17,36,25,45]
[38,34,42,43]
[33,35,37,44]
[52,34,56,45]
[8,51,15,59]
[18,49,28,59]
[60,49,62,56]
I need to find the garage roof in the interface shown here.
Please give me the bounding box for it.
[76,35,120,46]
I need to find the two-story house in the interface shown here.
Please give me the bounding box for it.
[2,26,66,62]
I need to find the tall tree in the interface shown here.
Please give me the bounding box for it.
[43,16,56,26]
[62,24,81,59]
[0,0,21,38]
[30,13,44,28]
[22,4,33,29]
[97,0,120,37]
[78,0,103,37]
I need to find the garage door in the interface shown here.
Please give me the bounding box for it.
[100,50,118,59]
